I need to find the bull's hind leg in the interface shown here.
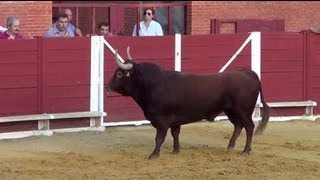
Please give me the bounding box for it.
[149,127,168,160]
[242,117,255,155]
[225,110,243,151]
[227,124,243,151]
[170,125,181,154]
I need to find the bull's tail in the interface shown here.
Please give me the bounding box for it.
[254,80,270,135]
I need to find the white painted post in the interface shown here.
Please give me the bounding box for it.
[250,32,262,119]
[175,34,182,72]
[90,36,100,113]
[250,32,261,81]
[98,36,105,125]
[38,120,49,130]
[90,36,104,127]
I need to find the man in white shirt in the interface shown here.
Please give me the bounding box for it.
[132,8,163,36]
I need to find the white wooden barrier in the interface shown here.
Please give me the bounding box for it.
[0,111,106,140]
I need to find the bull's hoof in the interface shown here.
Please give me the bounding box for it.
[172,149,180,154]
[227,145,235,151]
[241,150,251,156]
[227,148,234,153]
[148,154,159,160]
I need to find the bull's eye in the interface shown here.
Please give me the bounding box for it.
[116,71,124,78]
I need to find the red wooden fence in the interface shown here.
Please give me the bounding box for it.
[0,32,319,132]
[0,37,92,132]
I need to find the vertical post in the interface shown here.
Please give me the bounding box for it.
[98,36,105,125]
[37,37,43,113]
[175,33,181,72]
[168,6,172,35]
[75,7,79,28]
[250,32,262,119]
[90,36,101,126]
[92,7,96,35]
[38,120,50,130]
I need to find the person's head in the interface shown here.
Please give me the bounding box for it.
[143,8,155,22]
[97,22,110,35]
[6,16,20,35]
[63,8,73,21]
[56,13,69,32]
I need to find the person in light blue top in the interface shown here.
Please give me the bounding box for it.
[43,13,74,37]
[52,8,83,37]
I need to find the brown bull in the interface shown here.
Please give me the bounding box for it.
[107,47,270,159]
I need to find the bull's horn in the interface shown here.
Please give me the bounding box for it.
[114,49,133,70]
[126,46,132,60]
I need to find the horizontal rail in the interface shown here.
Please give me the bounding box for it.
[0,111,106,123]
[52,2,187,8]
[258,100,317,108]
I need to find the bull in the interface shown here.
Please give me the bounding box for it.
[106,47,270,159]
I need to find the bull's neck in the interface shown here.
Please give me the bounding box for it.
[130,81,151,111]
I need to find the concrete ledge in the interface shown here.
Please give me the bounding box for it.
[0,126,105,140]
[103,115,319,128]
[0,111,106,123]
[260,100,317,108]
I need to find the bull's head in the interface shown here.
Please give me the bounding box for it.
[106,46,137,96]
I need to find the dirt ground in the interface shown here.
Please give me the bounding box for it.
[0,120,319,180]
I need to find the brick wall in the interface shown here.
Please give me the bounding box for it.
[124,7,137,36]
[2,1,320,37]
[187,1,320,35]
[0,1,52,37]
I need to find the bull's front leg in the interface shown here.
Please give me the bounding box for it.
[149,127,168,160]
[171,125,181,154]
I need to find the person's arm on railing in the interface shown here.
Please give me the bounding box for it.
[310,26,320,34]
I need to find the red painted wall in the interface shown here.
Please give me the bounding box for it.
[104,36,175,122]
[0,39,40,116]
[306,32,320,113]
[0,37,92,133]
[41,38,91,113]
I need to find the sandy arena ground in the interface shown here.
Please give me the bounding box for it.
[0,120,319,180]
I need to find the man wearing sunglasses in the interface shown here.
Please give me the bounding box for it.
[132,8,163,36]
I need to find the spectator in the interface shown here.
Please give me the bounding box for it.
[0,25,7,33]
[0,16,23,40]
[97,22,114,36]
[132,8,163,36]
[86,22,115,37]
[53,8,83,37]
[43,13,74,37]
[310,26,320,34]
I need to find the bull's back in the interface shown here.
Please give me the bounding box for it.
[144,70,260,122]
